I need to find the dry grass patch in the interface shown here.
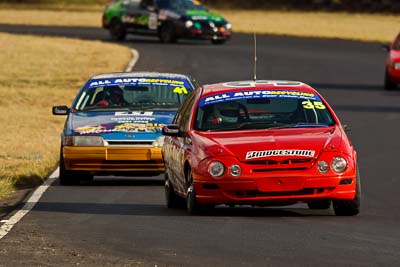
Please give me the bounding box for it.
[0,33,130,199]
[216,9,400,43]
[0,8,101,27]
[0,2,104,11]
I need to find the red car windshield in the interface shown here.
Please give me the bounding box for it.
[194,91,335,131]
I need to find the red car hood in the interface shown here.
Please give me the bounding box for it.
[195,126,342,162]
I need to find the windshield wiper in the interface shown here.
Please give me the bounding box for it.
[208,122,278,131]
[80,106,123,112]
[268,123,330,129]
[130,103,180,111]
[207,122,330,132]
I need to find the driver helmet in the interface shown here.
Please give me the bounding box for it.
[211,101,240,124]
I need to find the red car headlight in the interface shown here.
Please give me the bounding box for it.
[203,156,243,178]
[316,153,352,174]
[317,160,329,173]
[331,157,347,173]
[229,164,241,177]
[209,161,224,177]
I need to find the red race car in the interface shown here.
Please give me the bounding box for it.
[162,80,361,216]
[384,32,400,90]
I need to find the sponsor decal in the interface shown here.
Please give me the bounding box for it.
[148,12,158,30]
[186,10,223,22]
[86,78,188,93]
[245,149,316,160]
[114,123,159,133]
[121,15,135,23]
[192,15,208,20]
[74,125,105,134]
[134,15,148,26]
[115,111,154,116]
[199,90,319,107]
[301,100,326,110]
[75,122,165,135]
[173,87,188,94]
[223,81,304,88]
[110,116,156,123]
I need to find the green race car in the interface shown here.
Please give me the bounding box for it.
[102,0,232,44]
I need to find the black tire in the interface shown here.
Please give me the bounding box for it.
[159,23,177,43]
[109,18,126,41]
[307,200,331,210]
[80,172,94,183]
[384,70,397,90]
[165,173,182,209]
[211,39,226,45]
[59,147,79,186]
[333,168,361,216]
[186,168,205,215]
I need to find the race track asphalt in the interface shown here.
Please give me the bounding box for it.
[0,24,399,266]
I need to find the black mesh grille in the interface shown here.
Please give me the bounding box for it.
[246,158,313,172]
[252,167,309,173]
[229,188,326,198]
[247,159,313,165]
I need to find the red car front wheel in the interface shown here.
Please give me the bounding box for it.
[384,69,397,90]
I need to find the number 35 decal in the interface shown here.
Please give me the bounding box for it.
[302,100,326,110]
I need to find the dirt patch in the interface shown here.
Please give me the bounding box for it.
[0,188,32,220]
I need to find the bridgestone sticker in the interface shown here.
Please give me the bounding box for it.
[245,149,315,160]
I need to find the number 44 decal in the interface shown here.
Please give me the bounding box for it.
[302,100,326,110]
[173,87,188,94]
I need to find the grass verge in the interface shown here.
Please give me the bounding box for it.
[0,6,101,27]
[0,33,130,200]
[0,4,399,43]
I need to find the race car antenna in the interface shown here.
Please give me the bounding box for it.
[253,28,257,82]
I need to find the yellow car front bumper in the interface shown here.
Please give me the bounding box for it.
[63,146,164,173]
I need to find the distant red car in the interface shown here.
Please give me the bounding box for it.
[162,80,361,216]
[384,32,400,90]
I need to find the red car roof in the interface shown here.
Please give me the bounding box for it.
[201,80,318,96]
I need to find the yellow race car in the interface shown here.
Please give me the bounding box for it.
[52,71,198,185]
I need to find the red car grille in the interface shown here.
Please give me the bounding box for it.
[247,159,313,165]
[246,158,314,172]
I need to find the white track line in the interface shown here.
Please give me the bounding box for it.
[0,48,140,240]
[0,169,58,240]
[126,49,140,72]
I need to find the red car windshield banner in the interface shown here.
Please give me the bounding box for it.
[199,90,320,107]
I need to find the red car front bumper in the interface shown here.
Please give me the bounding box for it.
[193,175,356,206]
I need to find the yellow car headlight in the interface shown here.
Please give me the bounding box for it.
[72,136,104,146]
